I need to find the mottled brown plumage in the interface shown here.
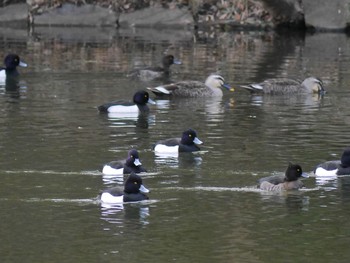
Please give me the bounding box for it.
[148,74,233,97]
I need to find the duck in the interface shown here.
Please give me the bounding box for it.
[314,147,350,177]
[100,173,150,204]
[98,90,156,114]
[240,77,325,95]
[147,74,234,98]
[153,129,203,154]
[128,54,181,81]
[0,54,27,84]
[102,149,147,175]
[258,163,309,191]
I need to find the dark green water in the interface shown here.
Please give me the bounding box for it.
[0,27,350,262]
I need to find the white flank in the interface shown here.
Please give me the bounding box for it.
[0,70,6,84]
[154,144,179,154]
[107,104,139,113]
[101,192,124,204]
[102,165,124,175]
[314,167,338,177]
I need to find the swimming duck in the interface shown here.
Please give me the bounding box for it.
[102,149,147,175]
[100,173,150,204]
[240,77,325,95]
[153,129,203,154]
[258,163,309,191]
[147,74,234,97]
[98,90,156,114]
[129,54,181,81]
[314,147,350,177]
[0,54,27,84]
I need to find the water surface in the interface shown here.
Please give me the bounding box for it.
[0,27,350,262]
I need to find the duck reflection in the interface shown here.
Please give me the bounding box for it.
[154,96,231,123]
[154,152,203,169]
[0,77,27,99]
[100,203,150,226]
[103,112,156,129]
[259,191,310,212]
[250,92,324,109]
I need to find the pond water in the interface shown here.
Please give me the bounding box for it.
[1,26,350,262]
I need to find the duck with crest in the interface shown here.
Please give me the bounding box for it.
[258,163,309,191]
[99,173,150,204]
[128,54,181,81]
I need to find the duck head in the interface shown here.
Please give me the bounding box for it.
[340,147,350,168]
[4,54,27,70]
[205,75,234,92]
[181,129,203,145]
[126,149,142,167]
[133,90,156,105]
[284,163,309,182]
[163,55,182,67]
[124,173,149,194]
[302,77,325,94]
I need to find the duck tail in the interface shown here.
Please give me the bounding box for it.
[240,84,263,92]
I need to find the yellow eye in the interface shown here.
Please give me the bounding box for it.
[134,182,137,184]
[189,134,192,137]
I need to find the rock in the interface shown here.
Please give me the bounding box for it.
[0,3,28,26]
[260,0,304,28]
[303,0,350,31]
[118,6,194,29]
[34,3,118,27]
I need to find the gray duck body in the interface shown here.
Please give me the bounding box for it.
[148,74,233,98]
[241,77,325,95]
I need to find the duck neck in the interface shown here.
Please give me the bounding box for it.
[136,104,150,113]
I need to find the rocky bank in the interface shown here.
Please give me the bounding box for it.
[0,0,349,31]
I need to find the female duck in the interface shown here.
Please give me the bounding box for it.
[147,74,234,97]
[0,54,27,84]
[102,149,147,175]
[98,90,156,114]
[258,163,309,191]
[314,147,350,177]
[154,129,203,154]
[129,54,181,81]
[100,173,149,204]
[240,77,325,95]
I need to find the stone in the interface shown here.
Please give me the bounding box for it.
[303,0,350,31]
[34,3,118,27]
[118,6,194,29]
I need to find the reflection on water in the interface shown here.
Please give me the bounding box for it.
[2,27,350,262]
[105,113,156,129]
[154,152,203,169]
[100,203,150,227]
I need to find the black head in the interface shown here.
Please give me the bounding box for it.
[127,149,139,160]
[124,173,149,194]
[133,90,151,105]
[162,55,181,67]
[125,149,141,167]
[180,129,203,145]
[284,163,308,182]
[341,147,350,168]
[4,54,27,70]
